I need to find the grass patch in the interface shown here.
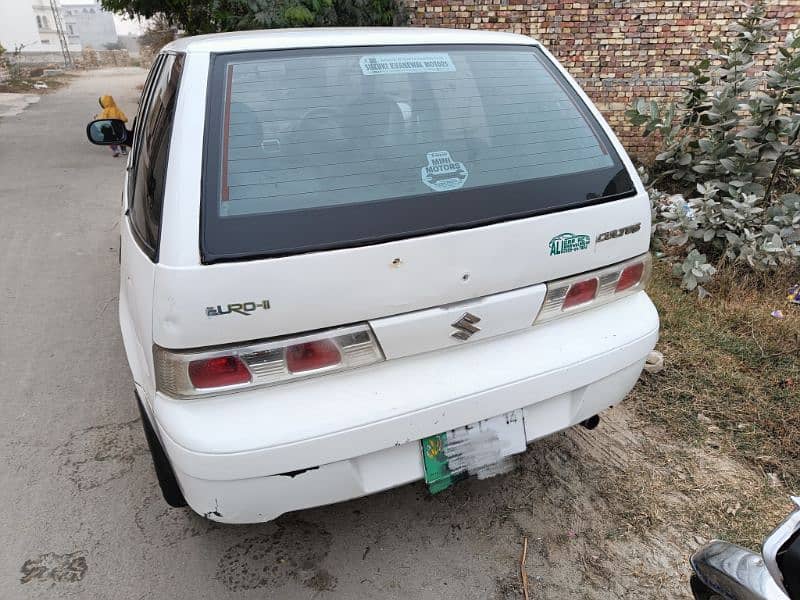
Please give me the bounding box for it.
[498,261,800,570]
[632,261,800,491]
[0,73,76,94]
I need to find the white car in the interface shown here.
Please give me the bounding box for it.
[87,27,659,523]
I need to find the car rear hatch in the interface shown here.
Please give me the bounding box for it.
[153,43,650,362]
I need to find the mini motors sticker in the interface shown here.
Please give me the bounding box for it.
[360,53,456,76]
[549,233,590,256]
[421,150,468,192]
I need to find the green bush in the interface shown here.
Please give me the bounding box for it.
[628,2,800,295]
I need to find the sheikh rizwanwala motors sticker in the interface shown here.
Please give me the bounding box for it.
[359,53,456,76]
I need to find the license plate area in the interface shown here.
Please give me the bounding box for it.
[421,409,527,494]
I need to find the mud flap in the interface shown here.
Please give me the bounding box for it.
[136,391,188,508]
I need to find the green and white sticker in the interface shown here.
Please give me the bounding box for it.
[549,233,591,256]
[360,53,456,76]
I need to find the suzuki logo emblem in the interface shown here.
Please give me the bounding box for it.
[451,312,481,341]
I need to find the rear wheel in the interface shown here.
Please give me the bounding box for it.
[136,392,187,508]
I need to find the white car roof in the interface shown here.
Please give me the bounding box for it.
[164,27,538,54]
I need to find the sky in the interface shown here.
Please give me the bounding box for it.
[60,0,149,36]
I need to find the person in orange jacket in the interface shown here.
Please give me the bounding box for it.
[96,95,128,157]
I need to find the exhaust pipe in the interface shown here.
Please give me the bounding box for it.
[580,415,600,430]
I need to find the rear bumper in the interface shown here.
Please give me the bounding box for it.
[149,292,659,523]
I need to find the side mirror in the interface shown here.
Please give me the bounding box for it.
[690,496,800,600]
[86,119,131,147]
[764,496,800,598]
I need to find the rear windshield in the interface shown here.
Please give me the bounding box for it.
[202,44,634,262]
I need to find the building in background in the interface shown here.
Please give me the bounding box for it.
[0,0,79,56]
[62,9,82,51]
[62,1,118,49]
[31,0,61,50]
[117,34,141,57]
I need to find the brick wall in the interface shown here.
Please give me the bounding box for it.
[406,0,798,158]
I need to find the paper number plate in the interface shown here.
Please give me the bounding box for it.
[421,410,527,494]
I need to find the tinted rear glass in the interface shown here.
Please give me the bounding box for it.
[202,45,634,262]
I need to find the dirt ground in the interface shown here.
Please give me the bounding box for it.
[0,67,794,600]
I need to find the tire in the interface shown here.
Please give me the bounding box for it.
[136,392,187,508]
[689,575,724,600]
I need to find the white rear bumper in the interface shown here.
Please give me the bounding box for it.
[149,292,659,523]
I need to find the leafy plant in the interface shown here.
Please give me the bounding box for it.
[628,2,800,293]
[226,0,336,29]
[102,0,408,35]
[333,0,409,26]
[673,249,717,297]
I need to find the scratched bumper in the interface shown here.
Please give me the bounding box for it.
[174,358,649,523]
[147,293,658,523]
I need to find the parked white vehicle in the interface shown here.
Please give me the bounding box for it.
[87,27,659,523]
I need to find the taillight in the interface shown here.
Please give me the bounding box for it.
[616,262,645,292]
[562,278,598,309]
[536,253,651,324]
[155,324,383,399]
[286,339,341,373]
[188,356,251,389]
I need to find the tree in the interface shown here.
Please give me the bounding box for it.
[138,14,178,53]
[101,0,408,35]
[333,0,409,26]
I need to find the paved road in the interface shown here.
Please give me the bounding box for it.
[0,68,679,600]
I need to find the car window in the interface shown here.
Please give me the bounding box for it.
[201,45,634,262]
[128,53,184,260]
[127,53,164,201]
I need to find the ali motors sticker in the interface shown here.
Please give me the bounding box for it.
[421,150,468,192]
[360,53,456,76]
[549,233,590,256]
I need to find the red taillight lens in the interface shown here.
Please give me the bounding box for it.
[616,262,645,292]
[535,254,652,324]
[155,324,384,398]
[188,356,251,389]
[563,278,598,309]
[286,339,341,373]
